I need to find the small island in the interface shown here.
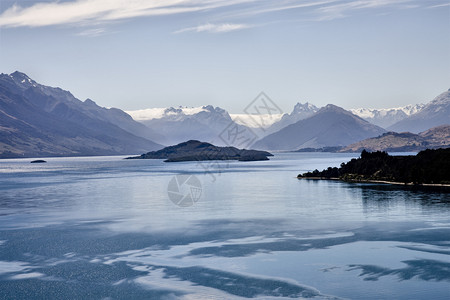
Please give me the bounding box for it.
[30,160,47,163]
[126,140,273,162]
[298,148,450,186]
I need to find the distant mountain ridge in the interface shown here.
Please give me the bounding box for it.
[388,89,450,133]
[253,104,386,150]
[341,125,450,152]
[350,104,424,128]
[128,105,253,146]
[0,71,162,158]
[126,102,319,144]
[2,71,448,158]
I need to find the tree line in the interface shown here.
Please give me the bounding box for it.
[298,148,450,185]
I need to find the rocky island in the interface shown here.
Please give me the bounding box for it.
[298,148,450,186]
[30,160,47,163]
[126,140,273,162]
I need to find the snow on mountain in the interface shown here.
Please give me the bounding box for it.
[388,89,450,133]
[230,113,284,128]
[126,102,320,146]
[127,105,256,146]
[127,106,209,121]
[350,104,424,128]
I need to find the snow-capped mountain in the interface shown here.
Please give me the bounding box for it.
[230,113,284,129]
[125,88,450,150]
[128,106,211,122]
[127,102,319,146]
[388,89,450,133]
[127,105,257,147]
[350,104,424,128]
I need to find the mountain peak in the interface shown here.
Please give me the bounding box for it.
[292,102,318,114]
[320,104,348,114]
[9,71,37,88]
[84,98,98,106]
[10,71,30,79]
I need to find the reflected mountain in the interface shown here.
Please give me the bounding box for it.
[349,259,450,282]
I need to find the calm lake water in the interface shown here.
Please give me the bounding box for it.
[0,153,449,299]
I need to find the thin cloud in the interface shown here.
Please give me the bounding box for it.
[316,0,415,21]
[225,0,340,18]
[0,0,255,28]
[0,0,445,29]
[76,28,106,37]
[427,3,450,9]
[174,23,251,34]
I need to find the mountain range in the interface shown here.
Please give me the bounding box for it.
[127,105,256,147]
[127,102,320,145]
[127,90,449,151]
[0,71,448,157]
[350,104,424,128]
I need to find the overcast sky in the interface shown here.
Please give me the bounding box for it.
[0,0,449,113]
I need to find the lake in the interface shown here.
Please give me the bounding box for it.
[0,153,449,299]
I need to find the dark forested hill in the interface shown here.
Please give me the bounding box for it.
[298,148,450,185]
[127,140,273,162]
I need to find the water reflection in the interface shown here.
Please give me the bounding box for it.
[349,184,450,219]
[349,259,450,282]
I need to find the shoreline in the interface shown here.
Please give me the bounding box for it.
[298,177,450,188]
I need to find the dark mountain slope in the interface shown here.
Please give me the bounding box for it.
[0,72,162,158]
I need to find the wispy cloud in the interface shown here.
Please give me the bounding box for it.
[76,27,106,37]
[315,0,416,21]
[223,0,340,18]
[0,0,255,28]
[174,23,251,34]
[0,0,444,29]
[427,3,450,9]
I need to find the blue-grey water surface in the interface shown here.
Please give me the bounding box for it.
[0,153,449,299]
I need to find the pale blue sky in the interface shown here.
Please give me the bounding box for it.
[0,0,449,113]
